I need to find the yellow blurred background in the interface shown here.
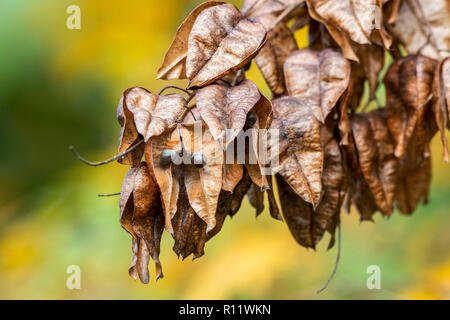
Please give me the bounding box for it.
[0,0,449,300]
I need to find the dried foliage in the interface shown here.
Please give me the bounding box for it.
[72,0,450,287]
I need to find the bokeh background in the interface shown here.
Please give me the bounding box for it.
[0,0,449,300]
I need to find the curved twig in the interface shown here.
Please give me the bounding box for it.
[317,222,341,294]
[159,85,192,96]
[98,192,121,198]
[69,140,144,167]
[268,3,303,31]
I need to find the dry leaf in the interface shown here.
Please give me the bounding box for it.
[147,127,181,234]
[186,4,267,88]
[117,88,148,166]
[121,163,165,284]
[432,57,450,162]
[388,0,450,60]
[350,110,398,216]
[307,0,392,48]
[222,163,244,192]
[247,183,265,216]
[230,170,253,216]
[284,48,351,122]
[253,14,298,96]
[384,55,436,159]
[157,1,225,80]
[276,125,345,248]
[196,80,272,149]
[270,97,323,207]
[181,121,224,232]
[343,130,379,221]
[356,44,385,101]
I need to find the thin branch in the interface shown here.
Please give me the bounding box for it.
[231,69,244,87]
[317,222,342,294]
[69,140,144,167]
[268,3,302,31]
[183,92,197,121]
[98,192,121,198]
[158,85,191,96]
[242,0,264,17]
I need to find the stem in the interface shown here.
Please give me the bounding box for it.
[268,3,302,31]
[183,92,197,121]
[317,222,342,294]
[98,193,121,197]
[158,85,191,96]
[69,140,144,167]
[231,69,244,87]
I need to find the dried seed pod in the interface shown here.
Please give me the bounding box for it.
[284,48,351,122]
[269,97,323,207]
[432,57,450,162]
[160,149,176,166]
[276,126,346,248]
[120,162,165,284]
[384,55,437,159]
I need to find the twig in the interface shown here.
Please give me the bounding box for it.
[231,69,244,87]
[268,3,302,31]
[158,85,191,96]
[416,33,431,56]
[184,92,197,121]
[419,94,433,110]
[98,193,121,198]
[69,140,144,167]
[242,0,264,17]
[317,222,341,294]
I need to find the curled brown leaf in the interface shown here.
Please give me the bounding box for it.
[284,48,351,122]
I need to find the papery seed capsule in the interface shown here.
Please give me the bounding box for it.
[160,149,176,166]
[245,111,257,128]
[192,152,206,168]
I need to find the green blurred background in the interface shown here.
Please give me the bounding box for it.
[0,0,449,300]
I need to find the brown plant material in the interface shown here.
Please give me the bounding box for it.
[196,80,272,149]
[242,0,306,18]
[253,14,298,96]
[157,1,225,80]
[432,57,450,162]
[180,121,224,233]
[247,183,265,216]
[222,163,244,192]
[276,127,346,248]
[307,0,392,48]
[270,97,323,207]
[120,163,164,284]
[355,44,385,101]
[186,4,267,88]
[148,127,181,234]
[196,80,272,190]
[70,0,450,286]
[395,150,432,215]
[383,55,437,159]
[117,88,149,166]
[284,48,351,122]
[350,109,398,216]
[230,171,253,218]
[388,0,450,60]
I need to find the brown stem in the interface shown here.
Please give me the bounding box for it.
[158,85,192,96]
[98,193,121,197]
[69,140,144,167]
[268,3,302,31]
[317,222,342,294]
